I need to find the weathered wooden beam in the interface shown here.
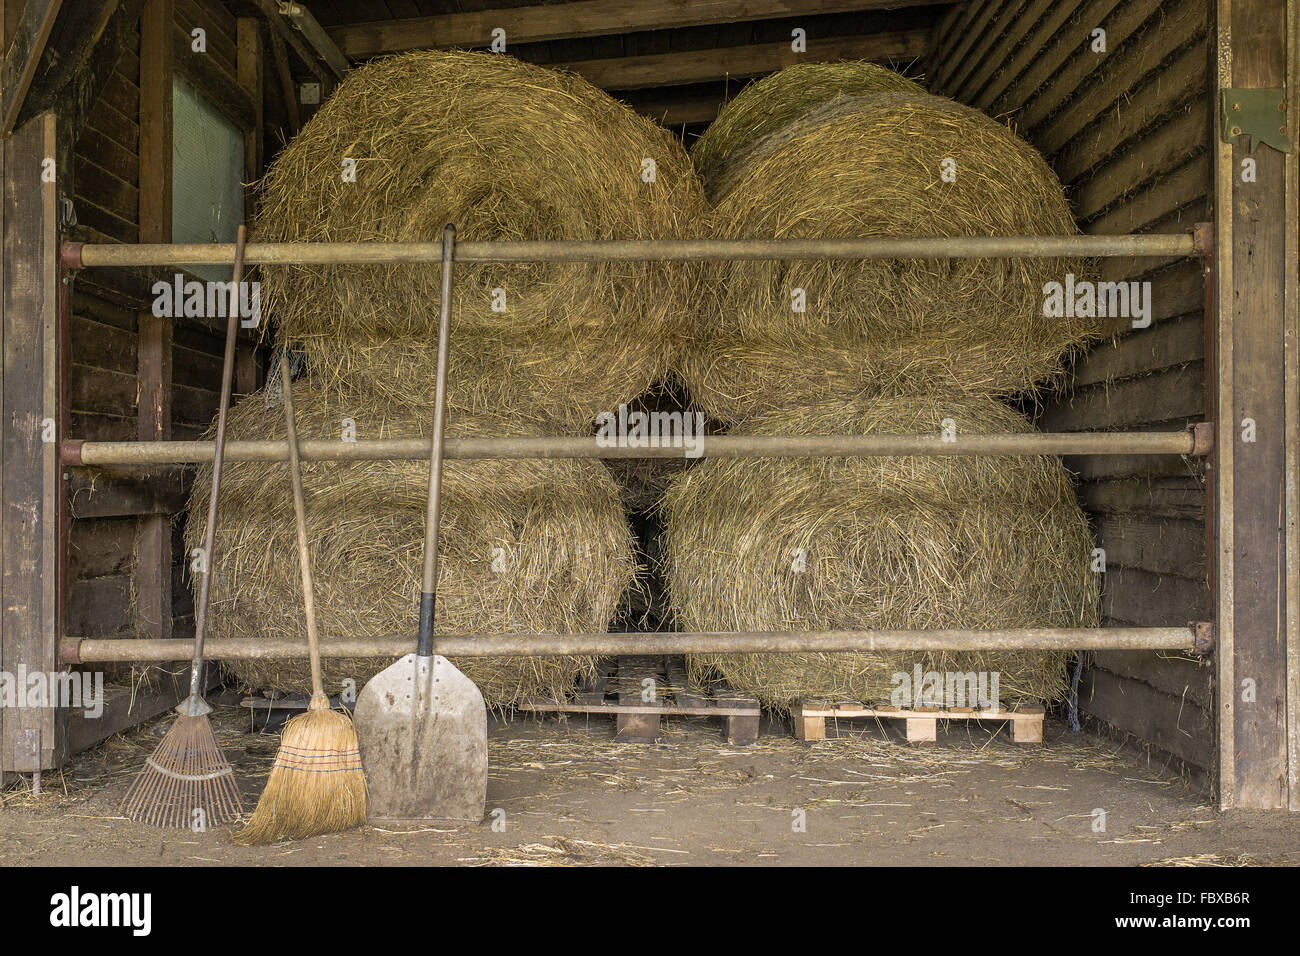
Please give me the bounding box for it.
[136,0,174,651]
[0,0,62,136]
[248,0,327,85]
[626,92,725,127]
[561,30,930,90]
[330,0,945,58]
[267,23,299,138]
[279,0,347,78]
[2,112,66,772]
[1211,0,1296,811]
[236,16,263,182]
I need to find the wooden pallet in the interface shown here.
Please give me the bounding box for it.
[519,655,760,745]
[791,701,1045,743]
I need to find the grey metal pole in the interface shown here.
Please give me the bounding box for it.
[61,232,1200,267]
[61,626,1206,663]
[63,426,1211,466]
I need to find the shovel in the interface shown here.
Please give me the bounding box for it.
[355,224,488,824]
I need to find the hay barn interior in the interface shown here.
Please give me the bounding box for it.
[0,0,1298,867]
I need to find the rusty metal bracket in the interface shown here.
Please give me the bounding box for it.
[1189,422,1215,456]
[1192,622,1216,657]
[1220,88,1292,153]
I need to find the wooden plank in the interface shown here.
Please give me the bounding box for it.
[331,0,948,57]
[1043,363,1203,431]
[137,0,174,652]
[69,314,137,374]
[1084,156,1211,235]
[175,0,237,76]
[983,0,1123,117]
[1,111,65,771]
[1078,476,1205,520]
[1218,0,1291,809]
[970,0,1094,110]
[1095,514,1205,578]
[1032,0,1207,157]
[67,673,188,754]
[1080,666,1212,768]
[559,30,930,91]
[1012,0,1167,135]
[1091,649,1212,710]
[267,24,299,138]
[930,0,1004,93]
[249,0,327,85]
[68,469,190,519]
[615,655,661,742]
[236,17,263,182]
[1101,566,1208,626]
[69,517,135,578]
[1053,43,1207,186]
[66,574,131,636]
[1071,314,1205,388]
[949,0,1057,104]
[1072,109,1210,222]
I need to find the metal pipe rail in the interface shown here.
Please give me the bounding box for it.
[63,426,1211,466]
[58,232,1202,268]
[60,626,1209,664]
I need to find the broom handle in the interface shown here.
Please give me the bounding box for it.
[418,224,456,659]
[189,224,248,700]
[280,353,326,700]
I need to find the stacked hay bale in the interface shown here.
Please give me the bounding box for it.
[189,380,636,708]
[187,52,705,705]
[663,395,1098,710]
[665,65,1101,711]
[254,50,707,433]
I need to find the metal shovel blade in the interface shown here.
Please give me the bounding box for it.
[355,653,487,825]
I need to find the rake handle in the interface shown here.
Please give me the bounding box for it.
[280,352,326,700]
[189,224,248,700]
[418,224,456,659]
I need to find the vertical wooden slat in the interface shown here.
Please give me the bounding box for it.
[1215,0,1292,809]
[135,0,174,645]
[236,16,262,184]
[1,111,65,772]
[1283,0,1299,811]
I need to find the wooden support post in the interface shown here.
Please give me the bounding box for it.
[790,705,825,742]
[236,17,264,185]
[134,0,174,646]
[1213,0,1299,809]
[1,111,66,773]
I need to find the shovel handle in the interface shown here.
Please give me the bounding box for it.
[418,224,456,658]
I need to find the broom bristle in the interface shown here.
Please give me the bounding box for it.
[237,700,366,845]
[121,714,243,829]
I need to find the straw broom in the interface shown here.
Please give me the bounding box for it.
[237,354,366,844]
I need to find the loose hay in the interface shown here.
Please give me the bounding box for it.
[253,50,706,428]
[662,393,1099,710]
[185,378,637,707]
[689,62,926,198]
[681,92,1101,423]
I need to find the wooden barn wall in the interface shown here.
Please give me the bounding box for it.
[66,0,251,665]
[928,0,1213,771]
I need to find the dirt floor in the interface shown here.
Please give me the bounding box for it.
[1,704,1296,867]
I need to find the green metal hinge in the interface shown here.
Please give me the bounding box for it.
[1220,88,1292,153]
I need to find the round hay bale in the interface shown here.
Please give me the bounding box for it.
[680,92,1100,423]
[252,51,705,426]
[662,393,1098,711]
[186,378,637,708]
[690,62,925,198]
